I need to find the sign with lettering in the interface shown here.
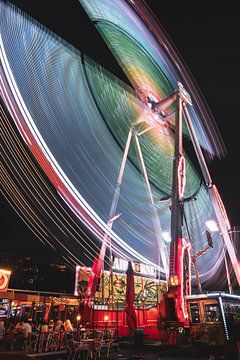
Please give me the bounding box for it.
[112,258,156,278]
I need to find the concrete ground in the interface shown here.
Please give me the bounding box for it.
[118,344,208,360]
[117,341,239,360]
[0,341,238,360]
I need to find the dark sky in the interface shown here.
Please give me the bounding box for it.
[1,1,239,260]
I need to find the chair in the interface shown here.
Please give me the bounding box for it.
[93,339,102,359]
[3,332,16,351]
[44,332,54,352]
[38,332,52,352]
[48,331,62,352]
[102,338,114,359]
[25,332,39,353]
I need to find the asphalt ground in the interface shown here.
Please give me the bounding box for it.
[117,341,240,360]
[0,341,239,359]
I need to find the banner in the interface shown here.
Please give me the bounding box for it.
[0,269,11,292]
[75,265,167,305]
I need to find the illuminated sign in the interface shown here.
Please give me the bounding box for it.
[74,265,91,296]
[94,305,108,310]
[178,155,186,199]
[0,269,11,292]
[112,258,156,278]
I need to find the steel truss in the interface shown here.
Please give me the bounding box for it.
[87,82,240,299]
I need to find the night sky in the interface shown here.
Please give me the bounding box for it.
[1,1,239,260]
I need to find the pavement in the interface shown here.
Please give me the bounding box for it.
[118,344,209,360]
[117,340,239,360]
[0,341,239,360]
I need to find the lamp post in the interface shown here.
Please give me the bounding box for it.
[116,296,119,340]
[191,229,214,294]
[104,315,109,335]
[76,314,81,341]
[206,220,233,294]
[76,314,81,328]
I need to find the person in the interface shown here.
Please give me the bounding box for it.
[4,322,16,351]
[15,321,26,350]
[64,319,73,332]
[39,321,48,333]
[15,320,24,331]
[54,320,64,332]
[64,319,74,345]
[0,321,5,345]
[30,321,39,334]
[22,320,32,338]
[79,324,86,333]
[6,322,16,334]
[48,319,55,332]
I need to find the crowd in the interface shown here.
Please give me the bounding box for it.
[0,317,78,351]
[0,316,116,358]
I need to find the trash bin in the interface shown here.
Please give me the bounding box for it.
[134,328,144,348]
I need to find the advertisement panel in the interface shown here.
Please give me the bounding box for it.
[75,264,167,306]
[0,269,11,292]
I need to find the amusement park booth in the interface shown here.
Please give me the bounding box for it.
[186,292,240,346]
[74,258,168,340]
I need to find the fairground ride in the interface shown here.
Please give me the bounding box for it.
[1,0,239,325]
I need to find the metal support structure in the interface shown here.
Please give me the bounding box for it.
[170,92,183,276]
[107,128,133,304]
[191,245,210,294]
[154,93,177,113]
[192,255,202,293]
[88,86,187,296]
[134,132,167,273]
[88,79,240,314]
[224,252,233,295]
[183,103,240,287]
[164,83,193,324]
[87,128,133,298]
[108,127,133,266]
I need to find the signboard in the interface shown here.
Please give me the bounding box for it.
[177,155,186,199]
[74,265,167,306]
[112,258,156,278]
[74,266,91,296]
[0,269,11,292]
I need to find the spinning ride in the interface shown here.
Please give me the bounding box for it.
[1,0,239,321]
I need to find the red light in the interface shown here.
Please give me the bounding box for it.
[177,155,186,199]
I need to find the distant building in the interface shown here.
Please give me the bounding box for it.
[0,253,74,293]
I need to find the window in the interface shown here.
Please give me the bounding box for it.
[190,303,200,323]
[204,304,221,322]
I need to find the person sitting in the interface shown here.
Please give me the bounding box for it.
[64,319,73,332]
[4,322,16,351]
[39,321,49,333]
[48,319,55,332]
[0,321,5,348]
[30,321,39,334]
[15,321,26,350]
[54,320,64,332]
[15,320,24,331]
[22,320,32,338]
[6,322,16,334]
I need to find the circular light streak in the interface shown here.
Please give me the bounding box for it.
[1,1,234,289]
